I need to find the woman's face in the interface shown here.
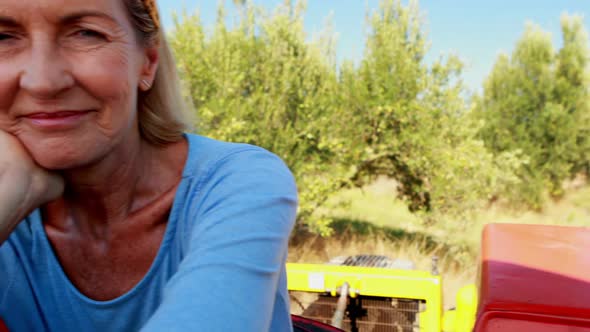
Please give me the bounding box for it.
[0,0,158,170]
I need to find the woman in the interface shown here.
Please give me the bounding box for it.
[0,0,297,331]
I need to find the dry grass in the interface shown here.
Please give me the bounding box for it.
[288,177,590,308]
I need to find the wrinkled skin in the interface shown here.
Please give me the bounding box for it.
[0,0,150,169]
[0,0,187,300]
[0,130,63,242]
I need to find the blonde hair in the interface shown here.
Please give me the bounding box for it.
[125,0,190,145]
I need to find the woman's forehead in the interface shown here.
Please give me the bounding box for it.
[0,0,128,24]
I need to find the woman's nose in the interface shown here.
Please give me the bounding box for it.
[19,40,74,99]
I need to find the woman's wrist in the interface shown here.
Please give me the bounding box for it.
[0,170,32,243]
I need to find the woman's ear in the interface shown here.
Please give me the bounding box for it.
[139,45,159,91]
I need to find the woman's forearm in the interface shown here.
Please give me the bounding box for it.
[0,132,64,245]
[0,169,34,244]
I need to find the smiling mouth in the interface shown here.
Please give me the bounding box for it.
[25,111,92,119]
[22,110,95,130]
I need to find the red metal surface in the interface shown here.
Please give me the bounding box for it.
[0,319,8,332]
[475,223,590,331]
[292,315,345,332]
[479,312,590,331]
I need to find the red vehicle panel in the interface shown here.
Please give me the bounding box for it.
[475,224,590,331]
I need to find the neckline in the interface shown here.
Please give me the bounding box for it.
[33,134,194,306]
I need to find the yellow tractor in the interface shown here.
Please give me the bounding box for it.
[288,256,476,332]
[288,223,590,332]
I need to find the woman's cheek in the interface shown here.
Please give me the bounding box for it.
[0,63,20,113]
[70,44,134,93]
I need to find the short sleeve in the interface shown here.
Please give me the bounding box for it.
[141,148,297,332]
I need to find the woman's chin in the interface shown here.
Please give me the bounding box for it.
[24,140,98,171]
[32,153,90,171]
[18,132,108,171]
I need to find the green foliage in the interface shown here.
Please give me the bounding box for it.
[475,15,590,208]
[334,0,521,217]
[169,0,535,234]
[171,1,345,235]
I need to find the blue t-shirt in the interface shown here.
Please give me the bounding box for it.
[0,134,297,332]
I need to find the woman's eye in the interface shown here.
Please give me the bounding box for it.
[75,29,105,40]
[0,33,14,42]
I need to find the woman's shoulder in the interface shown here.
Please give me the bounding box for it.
[172,133,297,237]
[183,133,265,157]
[181,133,293,182]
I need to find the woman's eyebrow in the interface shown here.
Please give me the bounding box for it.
[0,16,19,28]
[0,11,118,28]
[59,10,118,25]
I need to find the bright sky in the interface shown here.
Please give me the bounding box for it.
[159,1,590,92]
